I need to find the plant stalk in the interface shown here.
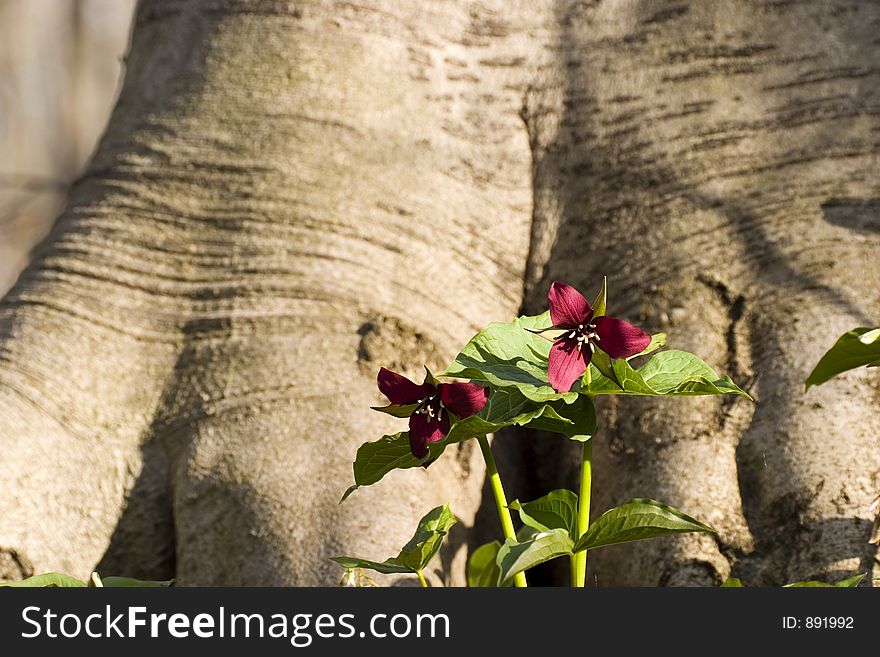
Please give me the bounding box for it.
[574,440,593,587]
[416,570,428,588]
[476,434,527,588]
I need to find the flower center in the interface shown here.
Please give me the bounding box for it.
[415,393,445,421]
[568,323,599,353]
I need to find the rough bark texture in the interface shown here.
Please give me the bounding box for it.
[1,0,878,586]
[518,0,880,586]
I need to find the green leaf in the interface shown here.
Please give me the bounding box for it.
[441,312,577,404]
[331,504,457,576]
[784,573,866,588]
[519,394,596,442]
[467,541,506,588]
[805,328,880,389]
[329,557,414,575]
[496,529,574,585]
[442,310,747,401]
[341,431,421,502]
[583,350,752,399]
[573,498,716,552]
[442,388,574,445]
[0,572,87,587]
[101,577,175,588]
[721,578,743,587]
[589,349,617,383]
[343,390,595,499]
[511,489,579,538]
[370,403,419,418]
[395,504,458,572]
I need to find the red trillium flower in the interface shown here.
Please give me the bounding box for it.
[376,367,489,461]
[538,281,652,393]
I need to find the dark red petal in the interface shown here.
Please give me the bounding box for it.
[438,382,489,418]
[593,316,652,359]
[377,367,433,405]
[549,281,593,328]
[408,412,450,460]
[548,338,590,393]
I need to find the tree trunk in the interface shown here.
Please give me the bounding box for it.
[0,0,538,585]
[519,0,880,586]
[1,0,877,586]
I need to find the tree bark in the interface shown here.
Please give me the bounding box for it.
[1,0,878,586]
[519,0,880,586]
[0,0,539,584]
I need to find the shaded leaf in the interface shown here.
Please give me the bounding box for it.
[574,498,716,552]
[805,328,880,389]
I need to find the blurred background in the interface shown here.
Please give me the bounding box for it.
[0,0,135,295]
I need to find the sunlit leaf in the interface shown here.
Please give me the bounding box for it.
[331,504,457,576]
[511,489,579,538]
[573,499,716,552]
[805,328,880,389]
[496,528,574,585]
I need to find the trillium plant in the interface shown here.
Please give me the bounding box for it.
[334,278,753,587]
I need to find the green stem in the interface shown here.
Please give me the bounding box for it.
[574,440,593,587]
[416,570,428,588]
[476,434,527,588]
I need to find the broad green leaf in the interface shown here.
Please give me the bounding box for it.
[573,498,716,552]
[583,350,751,399]
[395,504,458,572]
[331,504,457,576]
[721,578,743,588]
[442,388,574,445]
[519,394,596,442]
[784,573,866,588]
[343,390,595,499]
[805,328,880,389]
[341,432,421,502]
[467,541,506,588]
[370,403,419,418]
[0,572,87,587]
[101,577,175,588]
[496,529,574,585]
[511,489,579,537]
[441,312,577,403]
[443,310,746,401]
